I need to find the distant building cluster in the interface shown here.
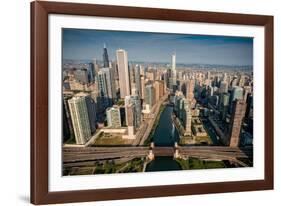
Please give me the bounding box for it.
[170,65,253,147]
[63,43,253,147]
[63,44,168,144]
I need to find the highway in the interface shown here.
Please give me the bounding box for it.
[63,145,253,167]
[63,146,148,163]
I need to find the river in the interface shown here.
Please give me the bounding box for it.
[145,105,182,172]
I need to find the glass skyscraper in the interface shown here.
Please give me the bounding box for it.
[103,43,110,68]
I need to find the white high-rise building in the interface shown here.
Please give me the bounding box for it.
[171,54,177,86]
[68,96,91,144]
[172,54,176,71]
[116,49,131,98]
[144,84,155,111]
[75,93,96,134]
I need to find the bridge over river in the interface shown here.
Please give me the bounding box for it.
[64,105,253,169]
[63,145,253,167]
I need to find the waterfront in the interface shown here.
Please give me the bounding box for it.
[63,104,245,175]
[145,106,182,172]
[152,106,180,146]
[145,105,229,172]
[62,30,254,176]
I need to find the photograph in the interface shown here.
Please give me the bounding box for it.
[62,29,254,176]
[29,1,274,204]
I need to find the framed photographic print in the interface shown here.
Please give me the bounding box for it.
[31,1,274,204]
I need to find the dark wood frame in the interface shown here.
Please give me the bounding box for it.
[31,0,274,204]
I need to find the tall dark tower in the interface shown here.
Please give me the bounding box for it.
[103,43,110,68]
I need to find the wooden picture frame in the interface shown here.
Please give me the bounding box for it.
[31,1,274,204]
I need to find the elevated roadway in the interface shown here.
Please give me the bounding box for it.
[63,145,252,167]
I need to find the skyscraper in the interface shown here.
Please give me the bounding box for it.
[97,70,109,107]
[145,84,155,110]
[222,73,227,82]
[168,77,174,90]
[111,60,119,89]
[87,63,95,83]
[134,65,142,98]
[207,71,211,80]
[103,43,110,68]
[185,79,195,102]
[116,49,131,98]
[145,71,154,81]
[219,81,228,94]
[123,103,136,139]
[140,76,145,100]
[154,80,164,102]
[219,93,230,121]
[238,75,245,87]
[125,103,134,126]
[230,86,244,112]
[125,95,142,128]
[68,96,92,144]
[245,94,253,119]
[231,86,243,100]
[129,63,135,88]
[231,77,238,88]
[183,99,192,136]
[175,95,185,120]
[229,99,247,147]
[75,93,97,133]
[171,54,177,86]
[63,95,74,141]
[179,80,185,94]
[243,86,252,102]
[97,67,117,106]
[106,106,122,128]
[102,67,116,102]
[92,58,99,75]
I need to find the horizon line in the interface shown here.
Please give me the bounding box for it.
[63,58,253,67]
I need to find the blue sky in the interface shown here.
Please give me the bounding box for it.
[62,28,253,66]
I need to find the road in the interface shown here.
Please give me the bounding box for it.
[138,92,169,145]
[63,145,253,167]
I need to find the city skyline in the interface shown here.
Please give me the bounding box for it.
[62,29,253,176]
[63,29,253,66]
